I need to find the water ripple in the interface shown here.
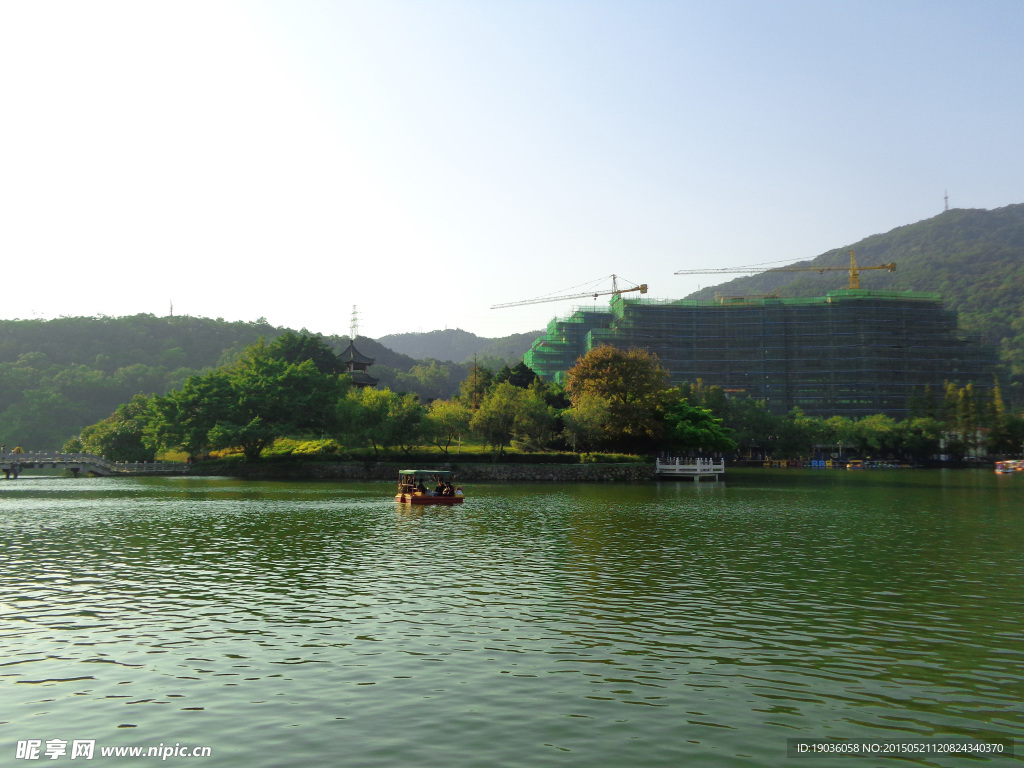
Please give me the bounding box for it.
[1,474,1021,766]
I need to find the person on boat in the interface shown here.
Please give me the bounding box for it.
[454,486,464,497]
[415,481,427,495]
[435,480,445,495]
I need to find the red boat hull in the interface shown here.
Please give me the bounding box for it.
[395,493,464,505]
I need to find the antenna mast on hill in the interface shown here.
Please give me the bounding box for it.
[944,190,950,212]
[350,305,359,340]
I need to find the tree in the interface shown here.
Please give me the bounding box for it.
[146,339,349,460]
[896,417,944,461]
[387,392,427,454]
[564,346,670,451]
[425,399,472,454]
[266,331,344,374]
[985,380,1013,453]
[407,361,456,401]
[470,382,553,455]
[776,407,827,457]
[512,385,555,449]
[561,393,611,452]
[855,414,900,456]
[494,361,540,389]
[74,394,156,461]
[663,399,736,453]
[459,360,494,410]
[146,370,236,457]
[338,388,425,457]
[825,415,859,457]
[678,379,729,415]
[726,397,779,457]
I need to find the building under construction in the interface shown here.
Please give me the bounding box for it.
[523,289,997,418]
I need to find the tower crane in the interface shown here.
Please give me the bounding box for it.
[490,274,648,309]
[675,251,895,290]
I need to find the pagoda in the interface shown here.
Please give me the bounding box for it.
[339,339,379,388]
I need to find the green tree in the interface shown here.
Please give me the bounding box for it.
[561,393,611,452]
[855,414,900,456]
[146,370,236,457]
[957,383,979,455]
[407,361,456,401]
[425,399,472,454]
[471,382,553,455]
[512,384,555,449]
[459,360,494,410]
[825,415,859,457]
[146,339,349,460]
[388,392,427,454]
[725,397,779,457]
[338,388,425,456]
[494,361,540,389]
[266,331,344,374]
[74,394,156,461]
[896,417,944,461]
[663,399,736,453]
[564,346,669,451]
[776,407,827,457]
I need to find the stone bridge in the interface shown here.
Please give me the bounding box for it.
[1,451,187,478]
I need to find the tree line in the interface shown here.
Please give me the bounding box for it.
[66,333,1024,464]
[0,314,522,449]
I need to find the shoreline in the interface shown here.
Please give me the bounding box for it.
[186,460,656,482]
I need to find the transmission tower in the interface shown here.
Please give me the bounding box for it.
[350,305,359,340]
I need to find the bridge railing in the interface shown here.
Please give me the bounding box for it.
[0,451,187,474]
[655,457,726,476]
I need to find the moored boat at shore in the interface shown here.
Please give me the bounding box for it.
[395,469,465,504]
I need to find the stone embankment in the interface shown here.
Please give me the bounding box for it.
[205,461,655,482]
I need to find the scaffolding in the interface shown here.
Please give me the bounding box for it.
[523,289,998,418]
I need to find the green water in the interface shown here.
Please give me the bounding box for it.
[1,470,1021,766]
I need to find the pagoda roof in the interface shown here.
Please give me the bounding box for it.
[349,370,379,387]
[339,339,375,365]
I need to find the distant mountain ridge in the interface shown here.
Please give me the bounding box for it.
[378,328,542,364]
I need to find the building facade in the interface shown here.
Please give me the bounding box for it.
[524,289,997,418]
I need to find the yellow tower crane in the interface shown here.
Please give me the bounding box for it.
[674,251,895,290]
[490,274,648,309]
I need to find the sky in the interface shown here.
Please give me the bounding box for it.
[2,0,1022,340]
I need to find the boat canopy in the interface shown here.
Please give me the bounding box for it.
[398,469,454,480]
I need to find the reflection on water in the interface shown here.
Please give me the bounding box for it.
[1,471,1021,766]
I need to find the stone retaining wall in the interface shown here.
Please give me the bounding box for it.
[203,461,655,482]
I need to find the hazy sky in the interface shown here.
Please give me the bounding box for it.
[2,0,1021,339]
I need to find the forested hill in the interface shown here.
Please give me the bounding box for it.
[688,203,1024,373]
[0,315,433,449]
[378,328,542,364]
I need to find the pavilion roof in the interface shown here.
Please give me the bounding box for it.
[339,339,375,365]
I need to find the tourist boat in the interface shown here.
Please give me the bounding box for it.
[994,460,1024,474]
[395,469,465,505]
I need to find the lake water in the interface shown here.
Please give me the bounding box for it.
[1,469,1021,767]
